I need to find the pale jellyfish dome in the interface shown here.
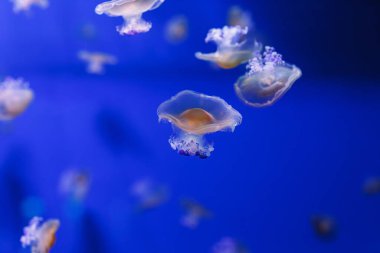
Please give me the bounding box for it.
[157,90,242,135]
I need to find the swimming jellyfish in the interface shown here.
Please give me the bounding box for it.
[157,90,242,158]
[363,178,380,195]
[180,199,211,229]
[0,77,34,121]
[195,26,261,69]
[228,6,253,29]
[59,169,90,201]
[213,237,248,253]
[11,0,48,13]
[130,179,168,210]
[95,0,165,35]
[165,15,188,43]
[78,50,117,75]
[234,46,302,107]
[20,217,60,253]
[311,215,336,240]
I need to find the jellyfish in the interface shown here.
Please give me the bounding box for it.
[228,6,253,29]
[20,217,60,253]
[165,15,188,44]
[157,90,242,158]
[212,237,248,253]
[180,199,211,229]
[311,215,336,240]
[195,26,261,69]
[0,77,34,121]
[11,0,48,13]
[130,179,168,210]
[78,50,117,75]
[363,178,380,195]
[95,0,165,35]
[59,169,90,201]
[234,46,302,107]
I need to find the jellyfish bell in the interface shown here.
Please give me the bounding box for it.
[78,50,117,74]
[180,199,211,229]
[213,237,248,253]
[0,77,34,121]
[195,26,261,69]
[234,46,302,107]
[130,179,168,211]
[95,0,165,35]
[157,90,242,158]
[11,0,48,13]
[165,15,188,44]
[20,217,60,253]
[59,169,90,201]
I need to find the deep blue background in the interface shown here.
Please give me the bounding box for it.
[0,0,380,252]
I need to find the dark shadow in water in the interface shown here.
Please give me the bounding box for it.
[79,211,108,253]
[95,108,149,157]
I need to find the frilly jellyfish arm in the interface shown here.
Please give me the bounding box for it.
[118,15,152,35]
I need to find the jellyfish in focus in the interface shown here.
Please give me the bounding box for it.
[157,90,242,158]
[234,46,302,107]
[213,237,248,253]
[95,0,165,35]
[311,215,336,240]
[165,15,188,44]
[130,179,168,211]
[78,51,117,75]
[180,199,211,229]
[59,170,90,201]
[195,26,261,69]
[20,217,60,253]
[11,0,48,13]
[228,6,253,29]
[363,178,380,195]
[0,77,34,121]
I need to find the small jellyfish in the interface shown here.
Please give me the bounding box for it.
[20,217,60,253]
[59,169,90,201]
[228,6,253,29]
[234,46,302,107]
[95,0,165,35]
[363,178,380,195]
[165,15,188,44]
[157,90,242,158]
[130,179,168,210]
[195,26,261,69]
[180,199,211,229]
[0,77,34,121]
[212,237,248,253]
[11,0,48,13]
[78,50,117,75]
[311,215,336,240]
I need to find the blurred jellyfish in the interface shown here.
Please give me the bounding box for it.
[195,26,261,69]
[11,0,48,13]
[234,46,302,107]
[228,6,253,29]
[311,215,336,240]
[95,0,165,35]
[180,199,211,229]
[59,170,90,201]
[78,51,117,75]
[213,237,248,253]
[165,15,188,44]
[130,179,168,211]
[0,77,34,121]
[363,178,380,195]
[20,217,60,253]
[157,90,242,158]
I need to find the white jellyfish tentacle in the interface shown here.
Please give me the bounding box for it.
[118,14,152,35]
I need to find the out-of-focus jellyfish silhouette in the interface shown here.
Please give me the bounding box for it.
[130,179,168,211]
[212,237,248,253]
[157,90,242,158]
[20,217,60,253]
[0,77,34,121]
[165,15,188,44]
[95,0,165,35]
[228,6,253,29]
[363,178,380,195]
[311,215,336,240]
[234,46,302,107]
[59,170,90,201]
[11,0,48,13]
[195,26,261,69]
[78,51,117,75]
[180,199,211,229]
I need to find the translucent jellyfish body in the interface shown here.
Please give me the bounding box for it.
[59,170,90,201]
[213,237,247,253]
[228,6,253,29]
[0,77,34,121]
[195,26,261,69]
[234,46,302,107]
[180,199,211,229]
[95,0,165,35]
[157,90,242,158]
[130,179,168,210]
[78,51,117,74]
[20,217,60,253]
[165,15,188,44]
[11,0,48,13]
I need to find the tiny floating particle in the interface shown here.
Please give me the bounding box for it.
[78,50,117,75]
[11,0,48,13]
[157,90,242,158]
